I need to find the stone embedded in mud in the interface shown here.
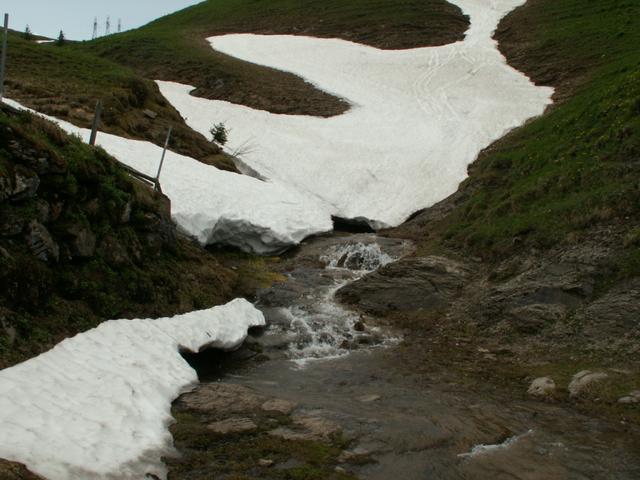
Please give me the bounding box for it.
[527,377,556,398]
[207,417,258,434]
[261,398,297,415]
[270,415,341,441]
[568,370,609,397]
[179,383,266,414]
[258,459,274,468]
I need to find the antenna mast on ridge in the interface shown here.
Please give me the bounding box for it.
[105,16,111,36]
[92,17,98,40]
[117,19,122,33]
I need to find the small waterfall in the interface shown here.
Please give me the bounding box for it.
[320,241,394,272]
[259,239,404,366]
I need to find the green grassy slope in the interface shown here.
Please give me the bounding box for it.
[85,0,468,116]
[0,106,240,367]
[399,0,640,279]
[4,31,234,170]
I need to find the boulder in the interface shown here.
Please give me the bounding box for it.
[179,383,266,415]
[527,377,556,397]
[25,221,59,262]
[337,256,470,315]
[568,370,608,397]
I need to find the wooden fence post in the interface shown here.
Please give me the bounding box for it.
[155,126,172,192]
[89,100,102,146]
[0,14,9,102]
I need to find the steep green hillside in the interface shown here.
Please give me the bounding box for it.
[4,31,233,170]
[86,0,468,116]
[399,0,640,279]
[0,105,244,368]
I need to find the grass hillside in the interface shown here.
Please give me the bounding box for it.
[398,0,640,281]
[4,31,234,170]
[86,0,468,116]
[0,105,282,368]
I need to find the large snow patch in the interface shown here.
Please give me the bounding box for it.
[0,298,265,480]
[158,0,554,229]
[3,99,333,255]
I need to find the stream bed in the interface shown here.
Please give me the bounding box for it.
[184,234,640,479]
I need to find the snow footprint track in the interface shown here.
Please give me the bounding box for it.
[159,0,553,232]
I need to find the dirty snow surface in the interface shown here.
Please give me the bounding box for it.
[159,0,553,229]
[0,299,265,480]
[3,99,333,255]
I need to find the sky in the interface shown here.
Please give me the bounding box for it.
[1,0,203,40]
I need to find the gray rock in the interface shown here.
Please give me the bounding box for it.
[261,398,297,415]
[258,459,274,468]
[25,221,59,262]
[568,370,609,397]
[179,383,266,414]
[143,109,158,119]
[11,169,40,201]
[357,394,382,403]
[207,417,257,434]
[527,377,556,397]
[337,256,470,315]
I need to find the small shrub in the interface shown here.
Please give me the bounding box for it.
[210,122,229,146]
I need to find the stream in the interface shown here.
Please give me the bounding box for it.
[189,234,640,479]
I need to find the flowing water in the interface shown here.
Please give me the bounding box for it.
[196,234,640,479]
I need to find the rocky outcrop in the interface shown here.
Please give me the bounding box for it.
[0,459,43,480]
[337,256,471,315]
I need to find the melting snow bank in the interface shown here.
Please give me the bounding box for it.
[0,298,265,480]
[458,430,534,459]
[158,0,554,229]
[2,99,333,255]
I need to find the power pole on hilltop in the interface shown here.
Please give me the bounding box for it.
[117,19,122,33]
[105,16,111,36]
[92,17,98,40]
[0,13,8,102]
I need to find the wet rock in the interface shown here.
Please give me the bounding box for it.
[270,415,341,441]
[261,398,297,415]
[353,320,366,332]
[179,383,266,414]
[337,256,470,315]
[527,377,556,398]
[568,370,609,397]
[292,415,341,438]
[25,221,59,262]
[207,417,257,434]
